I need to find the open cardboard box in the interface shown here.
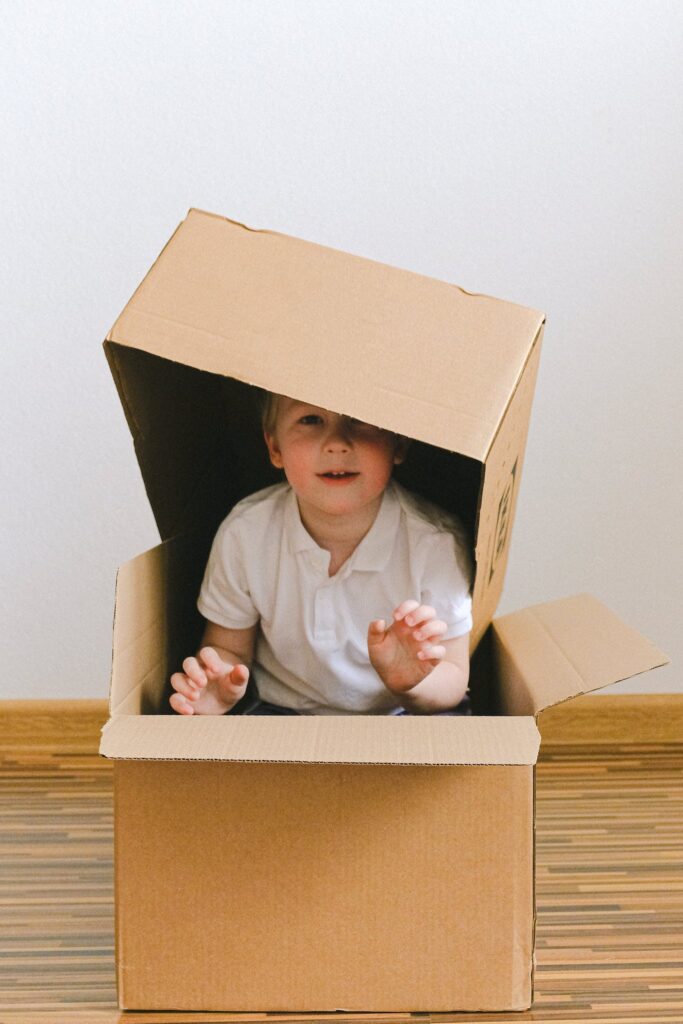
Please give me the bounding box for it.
[100,209,668,1012]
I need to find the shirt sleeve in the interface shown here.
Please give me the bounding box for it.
[419,529,473,640]
[197,517,260,629]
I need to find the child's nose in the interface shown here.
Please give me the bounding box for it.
[324,417,353,450]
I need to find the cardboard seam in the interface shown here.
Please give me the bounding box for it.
[110,307,499,458]
[110,308,283,396]
[375,383,498,445]
[483,318,545,463]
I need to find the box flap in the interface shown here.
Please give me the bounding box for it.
[100,714,540,765]
[491,593,669,716]
[108,532,205,717]
[106,208,544,464]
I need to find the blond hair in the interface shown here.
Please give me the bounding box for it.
[260,390,281,436]
[259,390,410,458]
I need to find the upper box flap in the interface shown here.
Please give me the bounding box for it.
[106,208,544,462]
[491,593,669,716]
[99,714,540,766]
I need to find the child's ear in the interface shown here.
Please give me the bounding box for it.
[264,431,284,469]
[393,436,411,466]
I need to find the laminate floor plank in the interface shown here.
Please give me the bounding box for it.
[0,744,681,1023]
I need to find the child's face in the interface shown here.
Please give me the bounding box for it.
[264,398,406,518]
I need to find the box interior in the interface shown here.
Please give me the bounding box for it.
[107,343,483,559]
[106,343,494,715]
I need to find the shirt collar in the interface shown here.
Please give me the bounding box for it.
[285,480,400,572]
[285,486,320,555]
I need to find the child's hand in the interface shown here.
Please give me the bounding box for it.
[169,647,250,716]
[367,600,448,695]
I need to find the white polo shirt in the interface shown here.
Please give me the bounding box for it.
[197,480,473,715]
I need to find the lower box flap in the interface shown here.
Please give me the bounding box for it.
[100,714,540,765]
[492,593,669,716]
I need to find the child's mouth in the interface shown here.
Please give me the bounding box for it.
[318,472,359,484]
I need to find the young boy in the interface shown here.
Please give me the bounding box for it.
[169,394,473,716]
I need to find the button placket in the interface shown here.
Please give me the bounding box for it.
[313,579,338,648]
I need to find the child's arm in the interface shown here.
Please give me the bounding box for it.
[367,600,469,713]
[169,621,257,716]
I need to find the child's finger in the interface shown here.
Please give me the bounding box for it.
[416,644,446,662]
[169,691,195,715]
[198,646,228,678]
[229,664,250,686]
[182,656,208,687]
[367,620,387,648]
[412,619,447,642]
[403,604,436,628]
[170,671,202,700]
[393,599,420,623]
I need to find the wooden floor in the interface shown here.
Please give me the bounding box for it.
[0,724,681,1021]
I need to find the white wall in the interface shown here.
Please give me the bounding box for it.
[2,0,681,699]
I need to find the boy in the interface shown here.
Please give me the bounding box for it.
[170,394,473,716]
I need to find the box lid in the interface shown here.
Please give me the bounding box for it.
[491,593,669,716]
[106,208,544,471]
[100,714,540,766]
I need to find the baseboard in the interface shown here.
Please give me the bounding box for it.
[0,695,681,756]
[537,693,683,746]
[0,699,109,754]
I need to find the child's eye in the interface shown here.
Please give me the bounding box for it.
[299,414,323,425]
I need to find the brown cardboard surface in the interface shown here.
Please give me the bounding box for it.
[109,532,205,716]
[471,324,544,646]
[114,760,534,1011]
[491,593,670,716]
[106,209,544,463]
[101,713,541,765]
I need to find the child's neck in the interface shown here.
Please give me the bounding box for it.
[296,492,384,564]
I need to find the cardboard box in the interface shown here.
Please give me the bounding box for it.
[100,209,667,1012]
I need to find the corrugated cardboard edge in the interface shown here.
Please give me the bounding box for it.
[100,714,541,766]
